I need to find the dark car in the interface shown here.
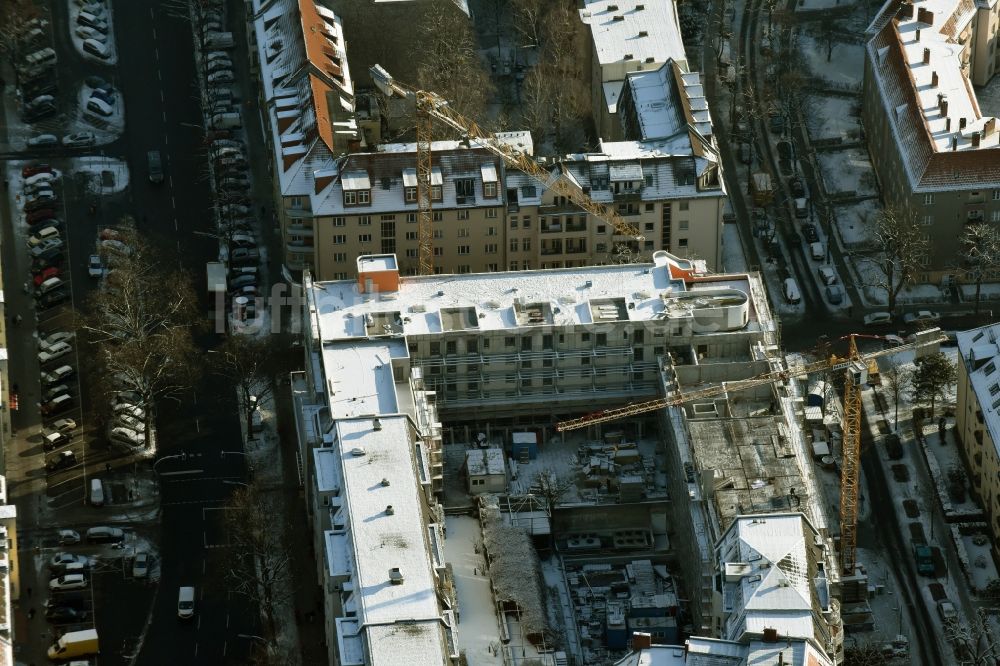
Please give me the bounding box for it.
[24,198,58,213]
[23,80,58,99]
[230,247,259,265]
[43,593,87,609]
[46,450,77,472]
[38,289,68,309]
[26,208,56,225]
[45,605,88,623]
[22,163,53,178]
[23,102,57,123]
[32,254,65,272]
[789,177,806,198]
[86,526,125,543]
[777,141,792,160]
[42,430,72,451]
[801,223,819,243]
[770,113,785,133]
[90,87,115,105]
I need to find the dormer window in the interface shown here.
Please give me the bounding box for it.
[405,187,417,202]
[430,166,443,202]
[481,163,498,198]
[431,185,443,201]
[484,182,497,198]
[455,178,475,202]
[342,171,371,207]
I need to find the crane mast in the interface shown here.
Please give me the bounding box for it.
[370,65,644,274]
[555,330,944,575]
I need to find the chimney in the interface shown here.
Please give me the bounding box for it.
[632,632,652,650]
[972,132,981,148]
[931,71,938,87]
[763,627,779,643]
[915,28,921,41]
[960,117,967,130]
[373,417,382,431]
[952,135,958,151]
[381,477,391,487]
[897,2,914,20]
[922,47,930,65]
[986,117,997,136]
[946,117,951,131]
[389,567,404,584]
[918,7,934,25]
[385,504,395,515]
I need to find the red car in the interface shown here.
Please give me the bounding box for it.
[33,267,60,286]
[22,163,53,178]
[26,208,56,225]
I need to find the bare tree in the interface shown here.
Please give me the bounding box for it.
[211,334,289,438]
[957,223,1000,316]
[860,206,929,313]
[530,468,574,514]
[944,608,1000,665]
[0,2,41,61]
[511,0,546,46]
[225,484,296,645]
[882,358,911,429]
[78,227,203,443]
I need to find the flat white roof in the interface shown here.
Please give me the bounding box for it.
[314,448,341,493]
[581,0,687,69]
[358,254,397,272]
[321,340,406,418]
[465,448,505,476]
[336,416,441,626]
[366,622,449,665]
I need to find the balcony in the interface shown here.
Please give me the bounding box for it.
[540,242,563,256]
[286,242,315,254]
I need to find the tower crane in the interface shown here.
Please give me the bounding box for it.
[555,329,946,575]
[369,65,644,275]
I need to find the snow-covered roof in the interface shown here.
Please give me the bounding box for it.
[366,621,450,665]
[321,340,406,418]
[613,645,687,666]
[252,0,358,197]
[314,447,341,493]
[865,0,1000,190]
[310,144,505,216]
[334,415,446,646]
[957,323,1000,456]
[312,260,760,342]
[621,62,713,146]
[580,0,687,70]
[718,514,818,643]
[465,448,505,476]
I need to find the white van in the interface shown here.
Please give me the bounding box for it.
[783,277,801,304]
[89,478,105,507]
[27,226,60,248]
[210,112,241,129]
[24,47,57,68]
[178,586,195,618]
[810,241,824,261]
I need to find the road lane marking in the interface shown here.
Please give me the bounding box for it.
[154,47,160,61]
[197,615,201,630]
[195,418,201,433]
[226,613,230,628]
[194,643,198,658]
[171,196,177,209]
[149,6,154,18]
[164,133,169,146]
[153,27,157,41]
[169,174,174,188]
[162,111,167,123]
[174,219,179,231]
[160,89,165,103]
[202,559,206,574]
[223,640,227,657]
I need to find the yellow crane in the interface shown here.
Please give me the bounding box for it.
[369,65,644,275]
[556,329,945,575]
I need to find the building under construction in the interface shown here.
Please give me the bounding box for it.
[291,250,851,665]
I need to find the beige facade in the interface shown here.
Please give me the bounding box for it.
[956,325,1000,561]
[862,0,1000,283]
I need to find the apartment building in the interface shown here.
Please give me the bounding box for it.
[956,324,1000,561]
[614,633,832,666]
[863,0,1000,283]
[579,0,688,138]
[0,477,16,665]
[249,0,361,273]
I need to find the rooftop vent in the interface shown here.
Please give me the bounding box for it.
[381,478,391,487]
[931,70,938,87]
[915,28,921,41]
[584,280,593,288]
[922,47,930,65]
[763,628,779,643]
[638,30,648,37]
[386,505,395,515]
[436,290,445,297]
[373,417,382,431]
[960,117,967,130]
[623,53,633,60]
[645,56,655,63]
[389,567,404,584]
[972,132,981,148]
[613,15,625,21]
[350,447,366,457]
[897,2,914,20]
[636,3,645,9]
[607,3,619,10]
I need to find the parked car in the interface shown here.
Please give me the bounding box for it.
[22,163,53,178]
[937,599,958,623]
[82,38,110,59]
[230,248,259,265]
[27,134,59,148]
[86,526,124,543]
[57,529,81,545]
[75,26,107,41]
[801,224,819,243]
[817,266,837,286]
[90,87,115,105]
[33,266,60,286]
[864,312,893,326]
[38,289,69,309]
[25,197,59,213]
[789,177,806,198]
[26,208,57,225]
[42,430,72,451]
[45,605,88,623]
[49,574,87,591]
[114,402,145,420]
[88,254,105,278]
[23,103,56,122]
[115,413,144,431]
[41,366,75,387]
[62,132,96,148]
[51,418,78,433]
[38,342,72,365]
[109,426,145,448]
[46,450,77,472]
[40,394,72,416]
[132,552,149,578]
[903,310,941,325]
[825,284,844,305]
[42,383,72,402]
[49,552,87,571]
[207,70,235,84]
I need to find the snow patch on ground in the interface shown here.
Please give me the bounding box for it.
[75,84,125,135]
[817,149,877,195]
[796,0,858,11]
[721,222,747,274]
[805,95,861,141]
[796,33,864,87]
[834,199,877,248]
[70,156,129,195]
[443,515,503,665]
